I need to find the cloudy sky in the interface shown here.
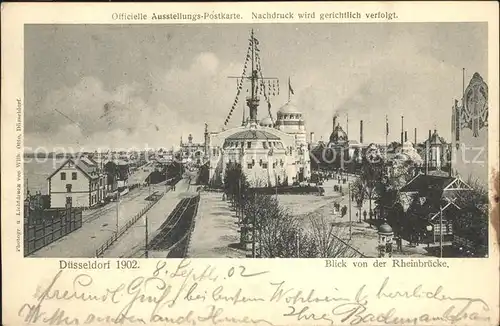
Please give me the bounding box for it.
[24,23,487,151]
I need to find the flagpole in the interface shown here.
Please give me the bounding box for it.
[385,115,388,160]
[288,77,291,102]
[347,113,349,181]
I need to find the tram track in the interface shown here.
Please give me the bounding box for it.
[148,195,199,251]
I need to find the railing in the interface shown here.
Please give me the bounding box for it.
[95,192,164,257]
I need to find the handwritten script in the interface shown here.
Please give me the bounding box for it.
[18,259,491,325]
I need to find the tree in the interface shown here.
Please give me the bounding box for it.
[196,162,209,185]
[359,158,385,218]
[351,178,366,222]
[453,178,488,253]
[223,162,249,209]
[243,193,314,258]
[309,214,360,258]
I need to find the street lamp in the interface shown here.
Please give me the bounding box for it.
[426,224,433,249]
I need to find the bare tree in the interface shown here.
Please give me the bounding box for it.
[359,158,384,218]
[351,177,366,222]
[308,214,362,258]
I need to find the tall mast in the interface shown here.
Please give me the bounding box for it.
[242,100,246,126]
[385,115,388,160]
[251,29,255,103]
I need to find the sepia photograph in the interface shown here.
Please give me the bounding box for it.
[23,22,489,260]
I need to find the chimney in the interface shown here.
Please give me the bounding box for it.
[400,116,404,145]
[310,132,315,143]
[428,129,432,141]
[414,128,417,145]
[404,131,408,142]
[333,115,337,131]
[360,120,364,144]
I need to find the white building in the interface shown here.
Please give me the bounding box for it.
[207,110,311,187]
[47,157,106,208]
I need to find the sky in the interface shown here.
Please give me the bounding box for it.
[24,23,487,151]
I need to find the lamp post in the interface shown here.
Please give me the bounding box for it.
[115,191,120,235]
[348,182,352,240]
[439,204,443,258]
[426,224,433,249]
[145,213,149,258]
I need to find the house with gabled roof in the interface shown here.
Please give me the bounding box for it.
[47,157,107,208]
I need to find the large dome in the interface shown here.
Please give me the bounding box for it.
[329,126,348,144]
[277,101,301,115]
[226,129,281,141]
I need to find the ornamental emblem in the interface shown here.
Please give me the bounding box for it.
[460,73,488,137]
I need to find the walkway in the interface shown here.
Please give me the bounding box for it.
[187,191,246,258]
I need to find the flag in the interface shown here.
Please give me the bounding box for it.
[289,78,295,95]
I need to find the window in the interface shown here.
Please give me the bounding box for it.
[72,172,77,180]
[247,142,251,149]
[247,163,253,169]
[61,172,66,180]
[66,184,72,193]
[262,163,268,169]
[213,148,216,156]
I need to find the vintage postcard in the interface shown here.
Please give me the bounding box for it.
[1,1,499,325]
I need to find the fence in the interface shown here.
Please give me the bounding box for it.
[24,207,83,256]
[95,192,164,257]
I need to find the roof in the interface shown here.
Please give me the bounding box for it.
[426,130,447,145]
[226,129,281,141]
[378,222,393,234]
[47,158,99,180]
[259,117,274,126]
[329,126,348,144]
[80,156,97,167]
[277,101,301,114]
[400,173,455,193]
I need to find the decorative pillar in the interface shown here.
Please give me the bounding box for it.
[377,221,394,258]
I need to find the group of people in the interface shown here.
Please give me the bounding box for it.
[354,209,377,221]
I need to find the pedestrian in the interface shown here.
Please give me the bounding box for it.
[396,236,403,252]
[363,210,367,221]
[369,210,374,220]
